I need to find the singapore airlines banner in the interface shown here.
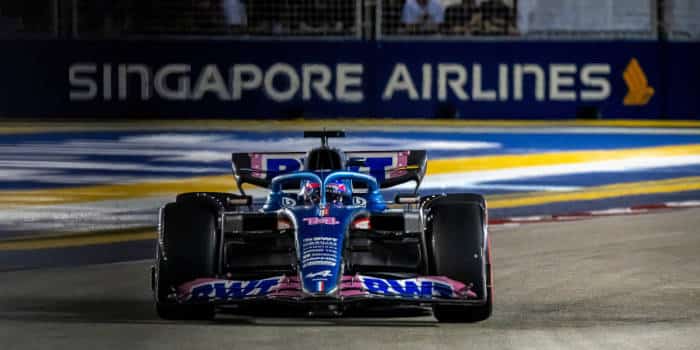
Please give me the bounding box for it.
[0,40,697,119]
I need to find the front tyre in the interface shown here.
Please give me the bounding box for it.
[154,198,219,320]
[427,195,493,323]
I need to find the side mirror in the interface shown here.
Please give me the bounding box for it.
[394,193,420,204]
[226,195,253,206]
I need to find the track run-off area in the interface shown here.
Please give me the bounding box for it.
[1,207,699,349]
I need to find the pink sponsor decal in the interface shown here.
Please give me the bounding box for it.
[250,153,265,179]
[389,151,409,179]
[303,217,340,225]
[176,275,478,301]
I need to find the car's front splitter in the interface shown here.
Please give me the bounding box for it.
[170,274,485,306]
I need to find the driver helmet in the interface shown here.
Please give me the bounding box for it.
[326,180,350,205]
[299,180,321,205]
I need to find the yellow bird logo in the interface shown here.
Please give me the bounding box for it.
[623,58,654,106]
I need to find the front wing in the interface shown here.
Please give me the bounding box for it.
[172,275,485,306]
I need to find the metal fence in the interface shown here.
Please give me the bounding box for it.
[663,0,700,40]
[378,0,657,40]
[73,0,363,38]
[378,0,518,38]
[1,0,698,41]
[516,0,658,40]
[0,0,58,37]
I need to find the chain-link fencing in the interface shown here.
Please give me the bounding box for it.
[0,0,58,37]
[2,0,698,41]
[73,0,362,38]
[663,0,700,40]
[377,0,658,40]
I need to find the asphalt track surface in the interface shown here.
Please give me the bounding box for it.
[1,208,698,350]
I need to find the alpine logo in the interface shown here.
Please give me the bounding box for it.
[305,270,332,279]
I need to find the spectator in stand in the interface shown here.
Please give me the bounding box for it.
[401,0,445,34]
[222,0,247,31]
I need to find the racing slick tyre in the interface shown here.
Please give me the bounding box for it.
[427,194,493,323]
[154,198,219,320]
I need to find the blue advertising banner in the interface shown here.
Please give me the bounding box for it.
[0,40,372,118]
[0,40,696,119]
[665,42,700,119]
[375,41,662,118]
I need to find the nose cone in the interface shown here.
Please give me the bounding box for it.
[293,206,355,296]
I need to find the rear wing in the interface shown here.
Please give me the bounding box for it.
[231,150,427,191]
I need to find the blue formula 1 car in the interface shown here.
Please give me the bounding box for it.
[151,131,493,322]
